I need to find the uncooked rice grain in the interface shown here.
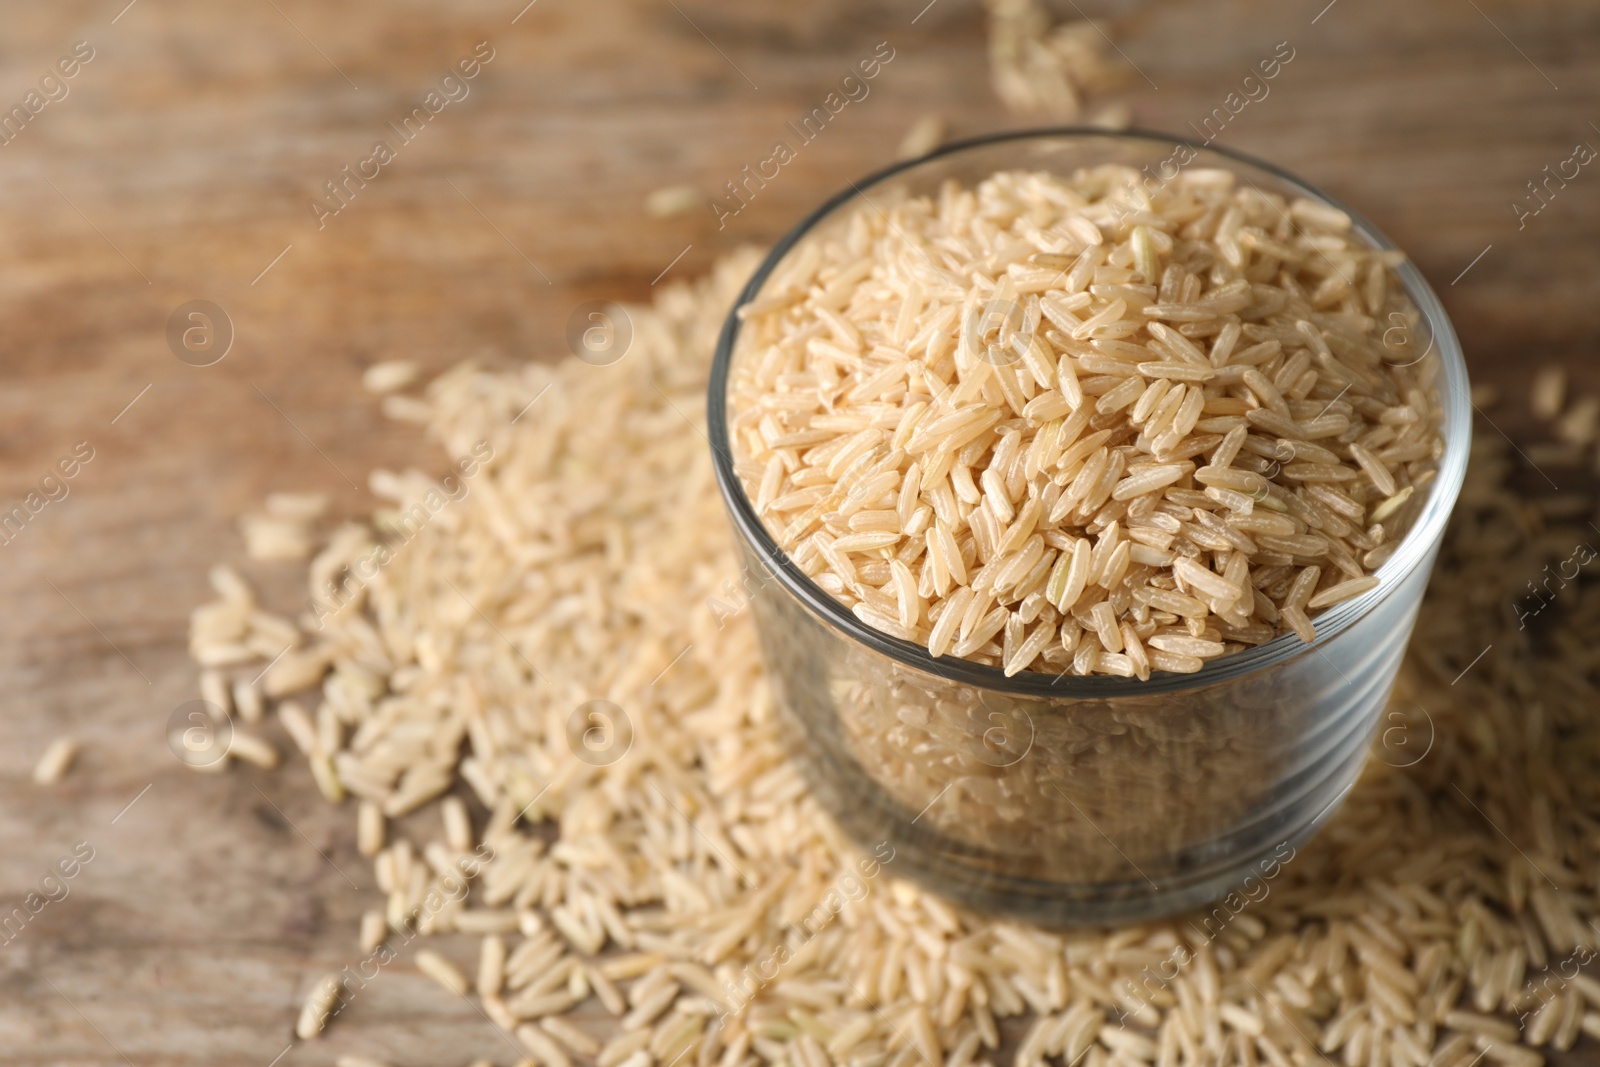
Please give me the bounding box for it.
[1305,575,1380,609]
[416,948,470,996]
[359,909,387,953]
[187,250,1596,1067]
[265,491,330,522]
[1530,364,1566,421]
[645,185,701,219]
[32,736,78,785]
[231,678,265,722]
[240,512,317,562]
[478,934,507,996]
[517,1022,575,1067]
[225,728,279,769]
[296,973,341,1039]
[357,799,385,857]
[1555,395,1600,447]
[898,113,947,161]
[362,360,420,394]
[199,669,232,717]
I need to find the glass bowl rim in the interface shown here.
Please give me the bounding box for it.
[706,125,1472,698]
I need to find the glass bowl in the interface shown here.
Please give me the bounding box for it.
[706,128,1470,925]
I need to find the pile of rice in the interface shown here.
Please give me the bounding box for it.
[727,166,1444,677]
[187,253,1599,1067]
[985,0,1126,119]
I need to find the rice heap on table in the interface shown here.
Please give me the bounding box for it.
[188,250,1600,1067]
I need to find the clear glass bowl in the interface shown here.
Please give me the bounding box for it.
[706,129,1470,925]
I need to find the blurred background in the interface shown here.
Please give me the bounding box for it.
[0,0,1595,1062]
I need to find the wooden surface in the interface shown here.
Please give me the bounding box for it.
[1,0,1596,1063]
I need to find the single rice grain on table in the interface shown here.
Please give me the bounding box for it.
[31,736,78,784]
[186,251,1595,1067]
[727,165,1445,677]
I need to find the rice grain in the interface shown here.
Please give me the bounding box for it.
[416,949,470,997]
[32,737,78,785]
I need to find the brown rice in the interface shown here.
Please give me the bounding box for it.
[184,251,1594,1067]
[727,166,1444,677]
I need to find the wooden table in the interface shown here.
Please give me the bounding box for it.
[0,1,1595,1063]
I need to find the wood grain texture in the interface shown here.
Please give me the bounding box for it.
[0,0,1595,1063]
